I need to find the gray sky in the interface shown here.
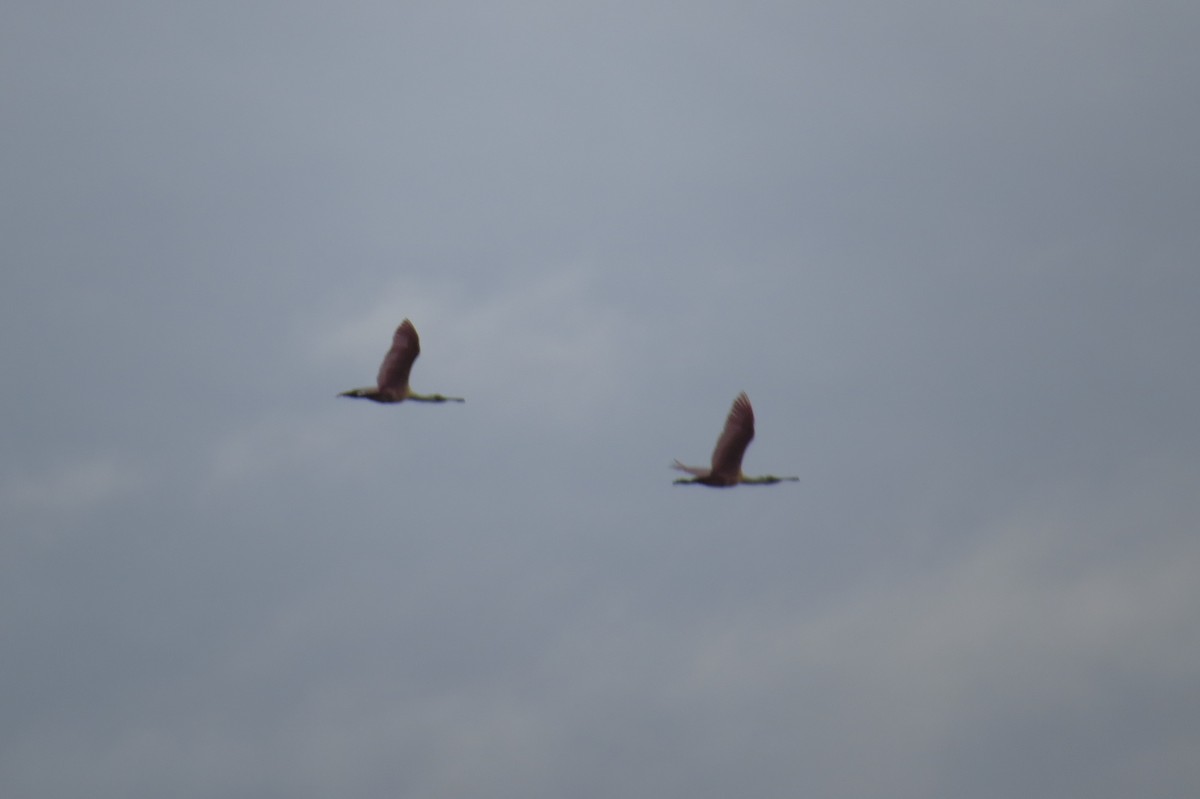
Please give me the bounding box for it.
[3,2,1199,797]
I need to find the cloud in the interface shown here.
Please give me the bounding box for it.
[658,477,1200,796]
[203,410,352,488]
[312,266,645,431]
[0,456,142,515]
[3,2,1199,798]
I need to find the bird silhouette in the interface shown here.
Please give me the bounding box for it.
[338,319,464,404]
[672,392,797,486]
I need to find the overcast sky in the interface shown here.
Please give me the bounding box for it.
[3,2,1199,797]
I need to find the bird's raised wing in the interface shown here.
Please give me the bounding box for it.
[709,392,755,481]
[376,319,421,391]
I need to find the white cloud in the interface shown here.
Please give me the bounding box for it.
[312,266,645,430]
[663,486,1200,794]
[204,410,350,487]
[0,457,142,514]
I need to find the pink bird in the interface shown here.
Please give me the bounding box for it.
[672,392,797,486]
[339,319,464,404]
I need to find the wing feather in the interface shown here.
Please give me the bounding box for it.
[376,319,420,391]
[709,392,754,481]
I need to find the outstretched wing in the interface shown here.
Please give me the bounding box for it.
[376,319,421,391]
[709,392,754,481]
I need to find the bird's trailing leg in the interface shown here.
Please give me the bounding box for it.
[740,475,800,485]
[406,392,465,403]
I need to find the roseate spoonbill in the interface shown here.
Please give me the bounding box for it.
[338,319,464,404]
[672,392,797,486]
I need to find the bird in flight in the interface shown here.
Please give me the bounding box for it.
[672,392,797,486]
[338,319,465,404]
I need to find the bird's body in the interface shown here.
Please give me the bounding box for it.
[672,392,797,487]
[338,319,464,404]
